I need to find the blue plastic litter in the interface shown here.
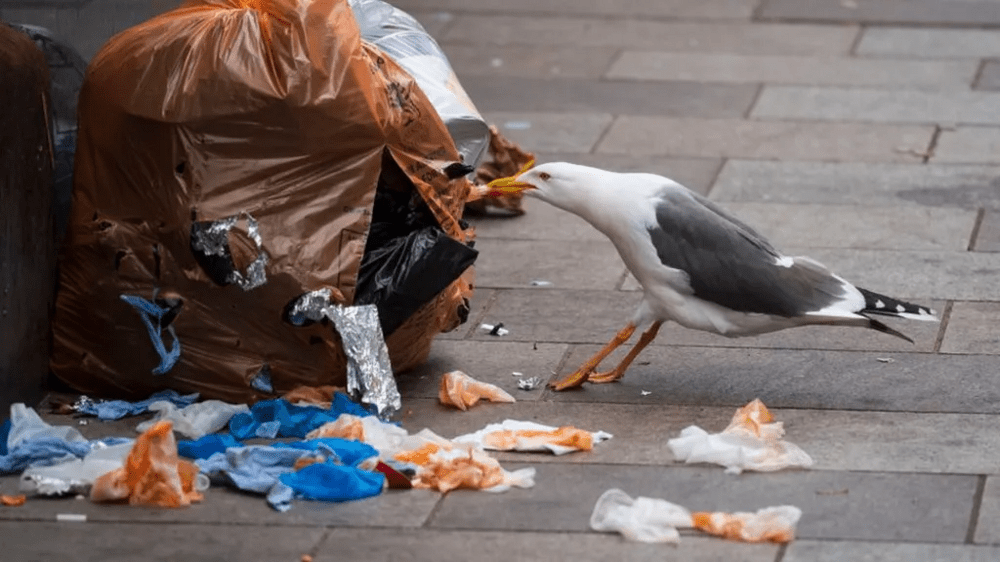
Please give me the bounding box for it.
[0,437,132,475]
[279,462,384,502]
[229,394,372,440]
[177,434,240,460]
[77,389,199,421]
[120,294,182,375]
[275,438,378,467]
[0,419,10,456]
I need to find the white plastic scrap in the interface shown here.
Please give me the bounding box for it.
[8,404,87,449]
[667,399,813,475]
[453,419,612,456]
[480,323,509,336]
[517,377,543,391]
[20,441,134,496]
[135,400,250,440]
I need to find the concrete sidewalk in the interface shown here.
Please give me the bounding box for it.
[3,0,1000,560]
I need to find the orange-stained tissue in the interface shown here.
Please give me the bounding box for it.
[438,371,515,411]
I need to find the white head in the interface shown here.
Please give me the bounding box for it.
[487,162,609,215]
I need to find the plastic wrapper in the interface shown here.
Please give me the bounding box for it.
[590,489,802,545]
[20,442,133,496]
[350,0,489,170]
[438,371,516,411]
[136,400,250,440]
[50,0,477,403]
[454,420,612,456]
[667,399,813,474]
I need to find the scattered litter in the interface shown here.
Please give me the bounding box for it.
[529,280,552,287]
[76,390,199,421]
[136,400,250,440]
[20,441,133,496]
[90,421,206,508]
[875,357,895,363]
[640,390,652,396]
[401,443,535,493]
[282,385,344,409]
[177,434,240,460]
[511,372,523,377]
[1,494,26,506]
[454,420,612,455]
[667,399,813,474]
[78,420,88,426]
[590,489,801,544]
[56,513,86,522]
[481,322,509,336]
[439,371,516,411]
[228,395,372,440]
[517,377,543,391]
[326,304,401,419]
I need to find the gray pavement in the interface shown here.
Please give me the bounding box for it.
[4,0,1000,560]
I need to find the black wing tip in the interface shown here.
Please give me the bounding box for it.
[856,287,937,320]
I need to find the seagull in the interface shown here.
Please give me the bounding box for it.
[487,162,938,391]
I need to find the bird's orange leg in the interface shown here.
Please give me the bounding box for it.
[588,321,662,384]
[549,323,636,391]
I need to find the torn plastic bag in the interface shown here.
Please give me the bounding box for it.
[350,0,489,170]
[50,0,477,403]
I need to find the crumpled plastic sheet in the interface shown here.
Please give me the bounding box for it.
[438,371,516,411]
[20,441,134,496]
[177,434,240,460]
[137,400,250,440]
[1,404,131,475]
[229,396,372,440]
[77,390,200,421]
[454,420,612,456]
[667,399,813,474]
[90,421,208,507]
[195,438,381,511]
[590,489,802,544]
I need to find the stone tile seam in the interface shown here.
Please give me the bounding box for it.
[773,542,789,562]
[968,208,987,251]
[972,58,990,90]
[586,114,618,155]
[966,474,988,544]
[743,83,766,119]
[932,300,955,354]
[538,343,576,401]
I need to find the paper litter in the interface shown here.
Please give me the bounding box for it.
[438,371,516,411]
[667,399,813,474]
[454,420,612,456]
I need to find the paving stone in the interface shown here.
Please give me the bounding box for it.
[473,289,642,344]
[710,160,1000,210]
[940,301,1000,355]
[858,27,1000,59]
[484,111,612,153]
[0,482,441,528]
[781,247,1000,301]
[720,202,977,251]
[472,238,625,290]
[465,77,757,118]
[607,52,977,90]
[975,476,1000,544]
[441,16,859,55]
[752,86,1000,125]
[975,61,1000,91]
[401,399,1000,474]
[934,127,1000,164]
[390,0,758,19]
[553,344,1000,414]
[316,528,776,562]
[759,0,1000,27]
[596,117,933,162]
[533,153,721,195]
[786,541,1000,562]
[397,340,567,402]
[428,462,976,541]
[974,211,1000,251]
[0,522,327,562]
[442,44,618,79]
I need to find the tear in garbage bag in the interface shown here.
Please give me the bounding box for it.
[50,0,477,403]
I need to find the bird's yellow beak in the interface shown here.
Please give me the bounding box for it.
[485,160,536,198]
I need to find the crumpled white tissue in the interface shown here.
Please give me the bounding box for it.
[19,441,134,496]
[590,488,802,544]
[136,400,250,439]
[454,420,612,455]
[667,399,813,474]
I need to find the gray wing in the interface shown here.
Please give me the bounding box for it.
[648,189,848,317]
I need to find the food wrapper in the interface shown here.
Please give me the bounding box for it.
[667,399,813,474]
[326,305,401,419]
[90,421,208,507]
[454,420,612,456]
[438,371,516,411]
[590,489,802,544]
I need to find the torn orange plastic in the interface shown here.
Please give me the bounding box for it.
[306,415,365,441]
[438,370,516,411]
[283,385,344,409]
[1,495,26,507]
[484,159,534,198]
[691,509,797,543]
[482,426,595,452]
[90,421,203,507]
[724,398,776,440]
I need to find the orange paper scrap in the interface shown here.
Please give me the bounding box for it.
[1,495,26,507]
[439,371,516,411]
[454,420,612,455]
[590,488,802,545]
[667,398,813,474]
[90,421,205,507]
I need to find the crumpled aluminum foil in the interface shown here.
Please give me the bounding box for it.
[326,304,400,419]
[190,212,268,291]
[72,395,96,413]
[287,288,335,326]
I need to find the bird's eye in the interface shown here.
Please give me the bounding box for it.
[539,172,551,181]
